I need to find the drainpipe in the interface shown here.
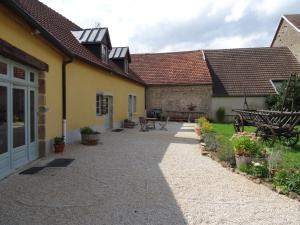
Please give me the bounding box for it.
[62,59,73,143]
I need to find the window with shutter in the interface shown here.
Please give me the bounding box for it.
[96,94,102,116]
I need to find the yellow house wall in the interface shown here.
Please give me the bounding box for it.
[0,5,63,141]
[67,60,145,130]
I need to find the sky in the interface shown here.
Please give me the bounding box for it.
[40,0,300,53]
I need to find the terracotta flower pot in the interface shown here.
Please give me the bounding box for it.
[195,127,201,136]
[54,143,65,153]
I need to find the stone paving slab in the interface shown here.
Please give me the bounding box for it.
[0,122,299,225]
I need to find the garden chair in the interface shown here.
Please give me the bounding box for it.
[139,117,149,132]
[159,116,169,131]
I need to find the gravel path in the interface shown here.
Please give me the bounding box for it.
[0,122,299,225]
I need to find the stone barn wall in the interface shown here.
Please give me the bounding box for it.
[146,85,212,117]
[272,19,300,63]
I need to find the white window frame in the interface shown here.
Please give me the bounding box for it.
[128,94,137,113]
[96,93,102,116]
[101,45,108,63]
[124,58,128,74]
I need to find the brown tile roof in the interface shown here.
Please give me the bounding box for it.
[284,14,300,31]
[130,51,212,85]
[204,47,300,97]
[7,0,144,84]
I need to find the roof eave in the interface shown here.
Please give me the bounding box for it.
[282,15,300,32]
[4,0,74,59]
[74,54,146,86]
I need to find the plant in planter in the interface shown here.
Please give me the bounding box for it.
[123,119,135,128]
[232,136,261,169]
[80,127,100,145]
[54,136,65,153]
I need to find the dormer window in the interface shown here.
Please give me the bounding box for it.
[101,44,108,63]
[124,58,128,73]
[109,47,131,73]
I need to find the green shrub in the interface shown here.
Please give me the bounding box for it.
[54,136,65,144]
[216,107,226,122]
[239,163,251,173]
[80,127,100,135]
[251,162,269,178]
[232,136,261,157]
[216,135,235,166]
[197,117,208,127]
[202,132,218,151]
[273,170,300,194]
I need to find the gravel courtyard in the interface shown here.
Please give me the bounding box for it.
[0,122,299,225]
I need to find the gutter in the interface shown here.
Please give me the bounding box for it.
[62,59,73,142]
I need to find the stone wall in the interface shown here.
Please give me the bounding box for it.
[146,85,212,117]
[272,19,300,62]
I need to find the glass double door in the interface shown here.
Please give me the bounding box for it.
[0,83,37,179]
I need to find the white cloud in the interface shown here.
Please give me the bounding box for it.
[225,0,250,22]
[205,32,269,49]
[39,0,299,52]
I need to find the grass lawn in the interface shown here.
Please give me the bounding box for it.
[212,123,300,170]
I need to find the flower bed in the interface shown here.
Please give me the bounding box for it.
[197,118,300,201]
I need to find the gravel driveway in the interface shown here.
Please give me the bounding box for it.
[0,122,299,225]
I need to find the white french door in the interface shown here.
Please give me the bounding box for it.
[0,56,38,179]
[0,82,10,178]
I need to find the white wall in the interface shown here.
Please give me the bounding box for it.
[211,97,267,122]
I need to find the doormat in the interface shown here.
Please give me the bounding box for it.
[46,158,74,167]
[112,129,123,132]
[19,167,45,175]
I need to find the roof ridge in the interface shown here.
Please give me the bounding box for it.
[132,50,202,55]
[203,46,288,51]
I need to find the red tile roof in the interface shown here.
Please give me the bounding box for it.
[204,47,300,97]
[130,51,212,85]
[7,0,144,84]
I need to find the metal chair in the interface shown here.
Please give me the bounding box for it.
[159,116,169,131]
[139,117,149,132]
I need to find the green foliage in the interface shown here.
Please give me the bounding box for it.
[54,136,64,144]
[266,79,300,111]
[80,127,100,135]
[197,117,208,127]
[251,162,269,178]
[202,132,218,151]
[216,135,235,165]
[238,163,251,173]
[232,136,261,157]
[273,170,300,194]
[239,162,268,178]
[216,107,226,122]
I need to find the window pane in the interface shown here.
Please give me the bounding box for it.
[0,62,7,75]
[30,72,35,82]
[30,91,35,143]
[14,66,25,80]
[13,89,25,148]
[0,86,8,155]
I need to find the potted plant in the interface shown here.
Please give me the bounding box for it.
[80,127,100,145]
[123,119,135,128]
[232,136,261,169]
[54,136,65,153]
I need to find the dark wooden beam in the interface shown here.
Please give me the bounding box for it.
[0,39,49,71]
